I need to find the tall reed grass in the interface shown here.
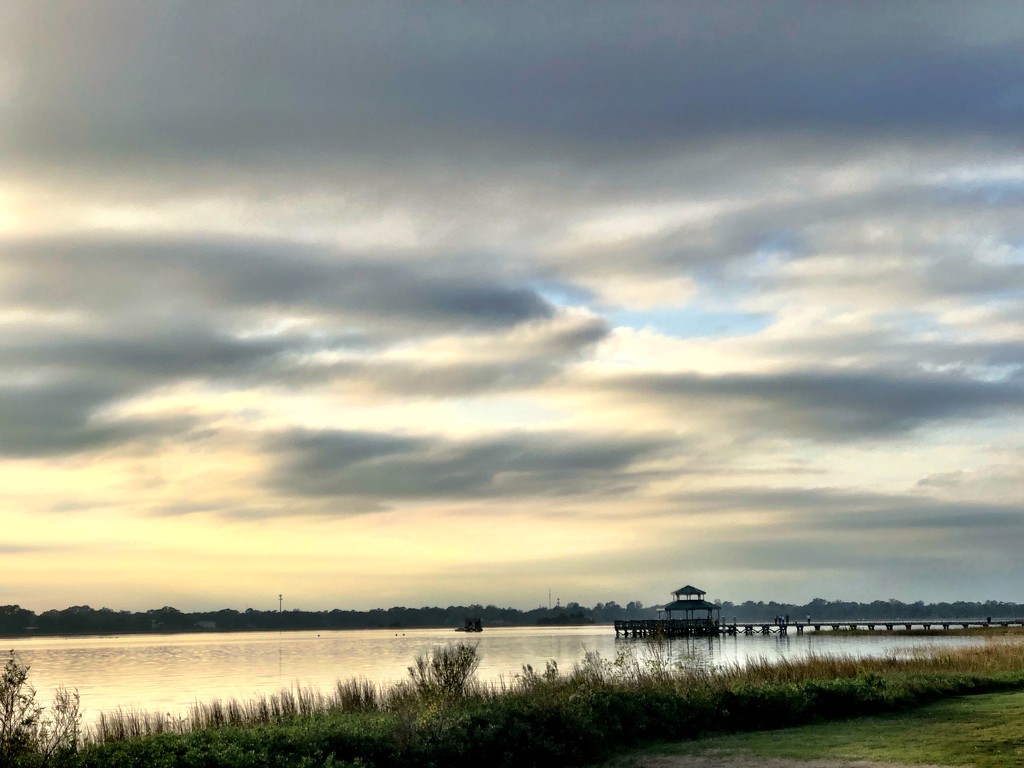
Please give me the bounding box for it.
[82,637,1024,748]
[88,678,384,744]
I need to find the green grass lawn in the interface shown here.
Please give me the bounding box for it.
[618,690,1024,768]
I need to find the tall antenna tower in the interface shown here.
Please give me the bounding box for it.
[278,594,283,613]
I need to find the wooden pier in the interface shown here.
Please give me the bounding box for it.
[614,618,1024,638]
[615,619,725,637]
[625,582,1024,639]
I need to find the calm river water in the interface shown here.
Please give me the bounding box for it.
[6,626,993,725]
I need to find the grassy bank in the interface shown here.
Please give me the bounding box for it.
[14,639,1024,767]
[620,688,1024,768]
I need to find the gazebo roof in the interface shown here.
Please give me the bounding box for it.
[661,599,718,612]
[672,585,705,596]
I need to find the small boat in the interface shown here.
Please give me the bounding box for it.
[456,617,483,632]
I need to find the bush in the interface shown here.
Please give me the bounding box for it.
[405,642,480,702]
[0,652,81,767]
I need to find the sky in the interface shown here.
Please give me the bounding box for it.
[1,1,1023,613]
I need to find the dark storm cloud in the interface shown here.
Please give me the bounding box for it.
[266,428,673,504]
[0,236,553,331]
[3,2,1022,175]
[603,369,1024,440]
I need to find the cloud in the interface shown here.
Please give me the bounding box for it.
[0,313,605,404]
[4,2,1022,179]
[3,327,298,383]
[597,368,1024,441]
[0,320,294,456]
[552,169,1024,302]
[0,233,610,457]
[311,314,610,397]
[679,486,1024,533]
[266,428,674,505]
[0,543,65,555]
[0,381,193,457]
[0,235,554,332]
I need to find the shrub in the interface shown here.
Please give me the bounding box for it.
[0,652,81,767]
[406,642,481,702]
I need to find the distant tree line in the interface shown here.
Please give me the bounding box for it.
[0,600,651,637]
[2,597,1021,637]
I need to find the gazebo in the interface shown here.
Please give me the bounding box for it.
[614,583,727,638]
[658,584,721,631]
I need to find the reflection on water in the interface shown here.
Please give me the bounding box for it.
[6,626,991,724]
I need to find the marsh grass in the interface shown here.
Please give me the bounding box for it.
[69,638,1024,768]
[83,643,486,745]
[93,708,187,741]
[825,624,1024,638]
[89,678,387,744]
[84,639,1024,744]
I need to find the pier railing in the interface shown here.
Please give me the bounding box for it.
[614,617,1024,638]
[614,619,719,637]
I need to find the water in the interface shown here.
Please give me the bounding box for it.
[4,626,994,724]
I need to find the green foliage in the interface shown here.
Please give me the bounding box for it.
[405,642,481,702]
[38,638,1024,767]
[0,652,81,767]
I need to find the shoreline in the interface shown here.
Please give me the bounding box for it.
[0,621,606,642]
[5,621,1021,643]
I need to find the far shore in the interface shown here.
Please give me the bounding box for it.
[4,622,1022,643]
